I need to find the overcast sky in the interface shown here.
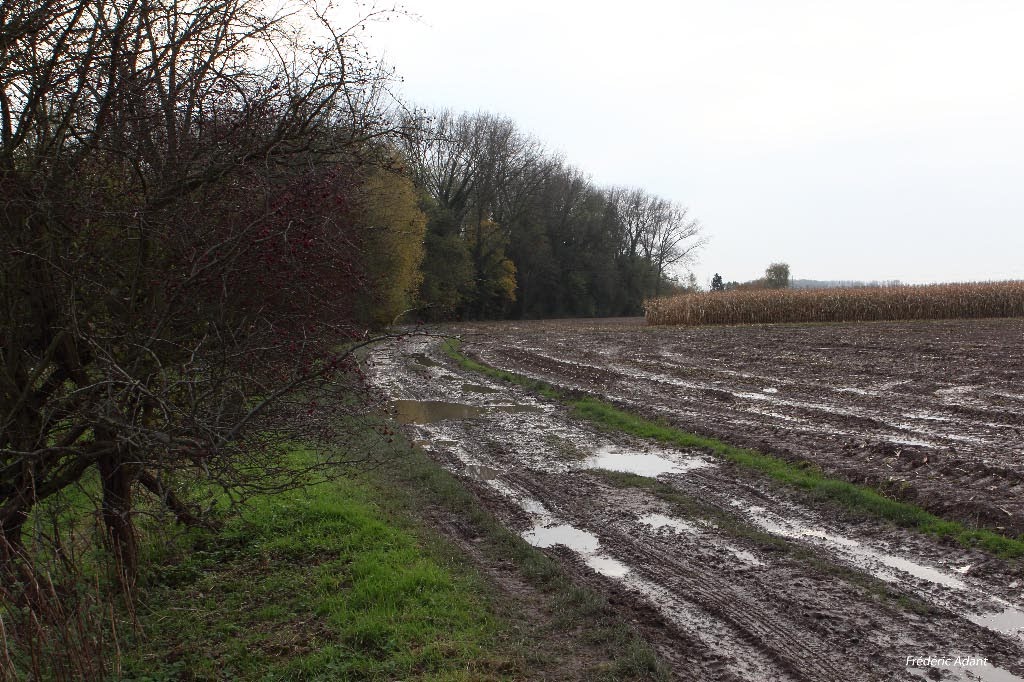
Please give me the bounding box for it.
[364,1,1024,286]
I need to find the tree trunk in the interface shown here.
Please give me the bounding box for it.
[1,512,26,565]
[137,469,216,529]
[1,466,34,575]
[98,454,138,584]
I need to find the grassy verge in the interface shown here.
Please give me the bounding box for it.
[106,428,667,680]
[443,339,1024,559]
[6,415,665,680]
[118,452,509,680]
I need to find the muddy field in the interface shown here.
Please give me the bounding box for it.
[462,318,1024,536]
[367,318,1024,681]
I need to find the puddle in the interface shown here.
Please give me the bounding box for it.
[492,403,544,413]
[391,399,484,424]
[904,411,954,423]
[836,386,874,395]
[522,522,632,578]
[908,661,1024,682]
[411,353,441,367]
[585,554,632,577]
[486,480,553,519]
[462,383,499,393]
[500,483,632,580]
[966,601,1024,642]
[740,503,1024,640]
[464,464,501,481]
[583,446,711,477]
[641,513,700,535]
[524,524,600,553]
[729,549,764,566]
[743,505,967,588]
[639,513,763,566]
[869,553,966,590]
[390,399,542,424]
[887,436,939,448]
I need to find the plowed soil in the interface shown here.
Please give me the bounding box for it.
[463,318,1024,536]
[367,318,1024,681]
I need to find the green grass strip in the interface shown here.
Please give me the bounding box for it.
[443,339,1024,559]
[117,450,508,681]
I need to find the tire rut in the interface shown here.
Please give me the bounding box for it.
[368,332,1024,681]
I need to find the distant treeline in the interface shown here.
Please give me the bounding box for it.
[645,281,1024,326]
[713,269,903,293]
[400,110,705,320]
[791,279,904,289]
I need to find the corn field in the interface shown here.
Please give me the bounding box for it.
[644,281,1024,326]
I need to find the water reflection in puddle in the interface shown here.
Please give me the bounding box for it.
[640,513,763,567]
[487,480,552,519]
[585,554,631,577]
[966,601,1024,642]
[392,400,484,424]
[462,383,499,393]
[729,549,763,566]
[491,404,544,414]
[495,481,631,579]
[743,505,966,588]
[584,446,711,477]
[464,464,501,481]
[641,513,700,535]
[390,399,543,424]
[739,503,1024,640]
[523,524,599,553]
[908,662,1024,682]
[522,522,631,578]
[411,353,441,368]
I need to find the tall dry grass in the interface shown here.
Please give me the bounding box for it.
[0,562,127,682]
[644,281,1024,326]
[1,507,136,681]
[0,557,130,675]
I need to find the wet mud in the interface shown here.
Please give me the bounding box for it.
[367,320,1024,681]
[462,318,1024,537]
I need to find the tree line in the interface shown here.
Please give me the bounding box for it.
[402,110,705,320]
[711,263,791,292]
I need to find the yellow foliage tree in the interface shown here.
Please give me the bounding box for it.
[358,167,428,326]
[466,218,518,316]
[492,257,517,304]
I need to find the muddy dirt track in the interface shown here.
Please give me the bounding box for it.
[368,318,1024,681]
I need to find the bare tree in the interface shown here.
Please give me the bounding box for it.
[402,109,484,225]
[607,187,704,299]
[648,203,705,297]
[1,0,402,579]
